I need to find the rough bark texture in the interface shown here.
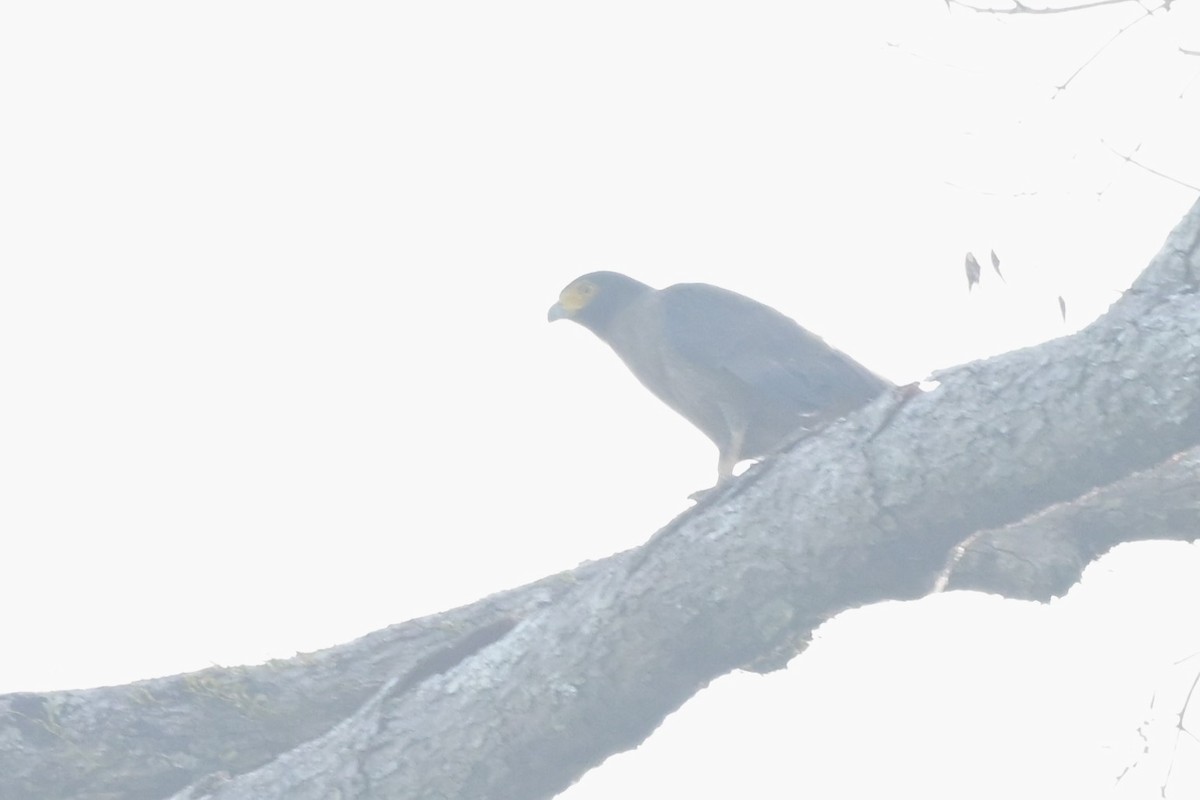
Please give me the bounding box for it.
[2,198,1198,800]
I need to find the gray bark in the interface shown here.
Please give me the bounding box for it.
[3,197,1199,800]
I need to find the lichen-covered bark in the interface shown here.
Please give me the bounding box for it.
[0,567,590,800]
[940,445,1200,599]
[3,198,1198,800]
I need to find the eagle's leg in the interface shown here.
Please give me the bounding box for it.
[688,425,746,503]
[716,448,740,485]
[716,415,749,483]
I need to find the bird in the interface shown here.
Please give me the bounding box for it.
[548,271,890,490]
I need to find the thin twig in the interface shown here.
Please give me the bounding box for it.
[1179,63,1200,98]
[950,0,1149,14]
[1102,139,1200,192]
[1052,5,1161,97]
[1162,669,1200,796]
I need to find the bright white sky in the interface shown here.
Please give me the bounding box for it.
[2,2,1199,798]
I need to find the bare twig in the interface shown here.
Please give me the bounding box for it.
[1114,692,1153,785]
[942,180,1040,198]
[1178,63,1200,98]
[1102,139,1200,192]
[1162,669,1200,796]
[949,0,1151,15]
[949,0,1174,97]
[1051,5,1161,97]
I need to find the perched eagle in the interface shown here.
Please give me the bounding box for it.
[549,271,889,488]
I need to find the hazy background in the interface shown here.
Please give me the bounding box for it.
[2,2,1198,797]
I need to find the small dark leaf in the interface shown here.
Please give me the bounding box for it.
[1058,295,1067,322]
[990,249,1005,282]
[965,252,981,292]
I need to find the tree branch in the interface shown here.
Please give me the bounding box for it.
[948,0,1155,15]
[937,444,1200,597]
[4,197,1199,800]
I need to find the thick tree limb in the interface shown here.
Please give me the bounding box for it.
[0,564,600,800]
[937,444,1200,598]
[3,198,1199,800]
